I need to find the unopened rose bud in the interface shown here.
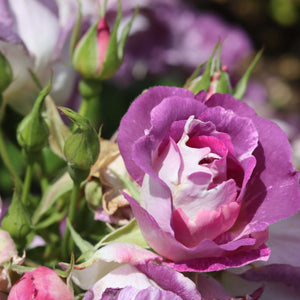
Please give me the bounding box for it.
[72,1,138,80]
[16,81,50,154]
[85,180,102,211]
[1,192,31,249]
[59,107,100,183]
[0,51,13,94]
[8,266,73,300]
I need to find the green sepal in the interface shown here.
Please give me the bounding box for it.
[117,5,139,60]
[10,264,35,273]
[233,48,263,100]
[69,0,82,57]
[183,62,206,90]
[0,51,13,94]
[96,218,149,249]
[55,252,75,278]
[59,107,91,130]
[99,0,138,80]
[1,190,31,250]
[186,41,220,94]
[215,69,232,94]
[72,21,99,78]
[16,80,51,154]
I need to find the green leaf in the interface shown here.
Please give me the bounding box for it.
[66,218,94,253]
[233,49,263,100]
[34,209,67,230]
[97,218,148,248]
[32,172,73,225]
[10,264,35,273]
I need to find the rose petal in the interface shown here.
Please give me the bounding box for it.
[124,192,269,268]
[205,94,300,236]
[119,86,198,184]
[8,0,60,72]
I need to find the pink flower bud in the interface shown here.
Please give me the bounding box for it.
[72,2,138,81]
[8,267,73,300]
[96,18,110,74]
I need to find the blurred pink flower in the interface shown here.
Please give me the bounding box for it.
[8,266,73,300]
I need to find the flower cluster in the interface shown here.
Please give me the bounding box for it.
[0,1,299,300]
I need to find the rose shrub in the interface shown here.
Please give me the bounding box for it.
[118,86,300,272]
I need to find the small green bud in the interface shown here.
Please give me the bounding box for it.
[72,0,138,81]
[59,107,100,183]
[85,179,103,211]
[0,51,13,94]
[17,81,50,154]
[1,191,31,250]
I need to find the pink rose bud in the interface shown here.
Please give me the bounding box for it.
[72,1,138,80]
[8,267,73,300]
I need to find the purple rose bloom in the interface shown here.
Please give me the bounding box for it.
[118,86,300,272]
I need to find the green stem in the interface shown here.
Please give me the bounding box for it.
[0,95,6,123]
[78,79,102,126]
[78,97,89,117]
[37,152,49,193]
[21,163,33,206]
[0,127,23,190]
[62,182,80,259]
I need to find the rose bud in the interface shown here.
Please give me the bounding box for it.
[72,1,138,80]
[8,266,73,300]
[59,107,100,183]
[16,81,50,155]
[1,191,31,250]
[0,51,13,94]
